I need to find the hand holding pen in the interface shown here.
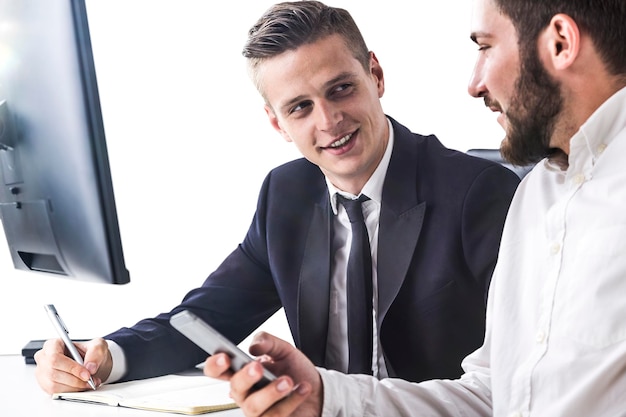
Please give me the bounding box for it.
[44,304,97,390]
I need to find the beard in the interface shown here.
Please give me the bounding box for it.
[498,46,564,166]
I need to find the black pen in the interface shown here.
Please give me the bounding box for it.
[44,304,97,390]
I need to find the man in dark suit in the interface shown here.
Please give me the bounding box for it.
[34,0,519,394]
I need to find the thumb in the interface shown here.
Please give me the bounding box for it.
[247,331,323,413]
[80,338,113,381]
[248,331,293,360]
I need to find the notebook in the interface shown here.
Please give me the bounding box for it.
[52,370,238,415]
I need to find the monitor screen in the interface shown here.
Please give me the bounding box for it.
[0,0,130,284]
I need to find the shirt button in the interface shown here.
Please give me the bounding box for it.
[550,242,561,255]
[573,173,585,185]
[536,331,546,343]
[510,412,523,417]
[597,143,607,154]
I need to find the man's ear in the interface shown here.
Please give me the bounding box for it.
[369,52,385,97]
[264,104,293,143]
[543,13,580,70]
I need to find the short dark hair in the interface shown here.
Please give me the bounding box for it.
[494,0,626,77]
[242,1,370,94]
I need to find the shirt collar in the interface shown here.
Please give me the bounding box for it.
[557,86,626,174]
[327,118,394,215]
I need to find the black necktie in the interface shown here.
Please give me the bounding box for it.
[337,194,373,375]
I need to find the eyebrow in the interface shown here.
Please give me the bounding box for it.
[324,71,357,89]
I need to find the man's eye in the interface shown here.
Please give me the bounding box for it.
[332,83,353,97]
[290,101,312,114]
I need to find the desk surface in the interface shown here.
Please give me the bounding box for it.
[0,355,244,417]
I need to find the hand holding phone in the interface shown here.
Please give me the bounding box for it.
[170,310,277,389]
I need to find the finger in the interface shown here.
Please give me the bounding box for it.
[229,361,275,404]
[57,339,101,386]
[204,352,234,381]
[49,338,96,384]
[41,338,66,355]
[34,345,94,394]
[262,382,312,416]
[38,369,94,394]
[80,338,111,382]
[248,332,291,360]
[247,332,312,377]
[241,378,313,417]
[80,338,106,364]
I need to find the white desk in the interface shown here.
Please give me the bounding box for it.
[0,354,244,417]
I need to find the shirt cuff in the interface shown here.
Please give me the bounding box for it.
[103,339,127,384]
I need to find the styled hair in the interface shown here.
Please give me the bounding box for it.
[494,0,626,77]
[242,1,370,95]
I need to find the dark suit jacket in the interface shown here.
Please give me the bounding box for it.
[108,117,520,383]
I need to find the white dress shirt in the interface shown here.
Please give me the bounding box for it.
[319,87,626,417]
[325,118,394,378]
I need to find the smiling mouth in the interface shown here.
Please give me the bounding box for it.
[327,132,354,148]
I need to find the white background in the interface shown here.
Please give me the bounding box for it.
[0,0,504,354]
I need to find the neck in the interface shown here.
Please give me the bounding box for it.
[551,76,626,156]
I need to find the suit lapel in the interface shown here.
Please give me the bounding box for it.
[297,194,332,366]
[377,121,426,325]
[296,118,427,365]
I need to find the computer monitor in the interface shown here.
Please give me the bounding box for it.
[0,0,130,284]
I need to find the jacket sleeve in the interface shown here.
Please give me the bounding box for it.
[460,164,519,302]
[105,173,283,382]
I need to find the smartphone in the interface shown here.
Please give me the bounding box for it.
[170,310,277,389]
